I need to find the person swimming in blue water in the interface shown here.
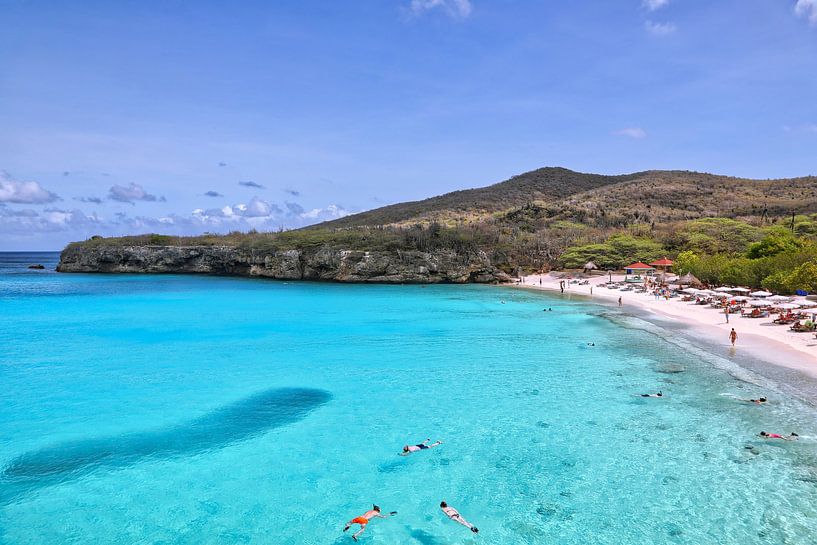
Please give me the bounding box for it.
[400,438,443,456]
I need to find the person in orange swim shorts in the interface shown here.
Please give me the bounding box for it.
[343,505,396,541]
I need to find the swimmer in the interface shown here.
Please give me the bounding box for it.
[749,397,767,404]
[759,431,799,441]
[400,438,443,456]
[640,391,663,398]
[343,505,397,541]
[440,501,479,533]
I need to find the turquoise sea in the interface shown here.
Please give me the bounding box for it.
[2,252,817,544]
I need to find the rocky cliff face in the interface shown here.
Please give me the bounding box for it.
[57,244,513,284]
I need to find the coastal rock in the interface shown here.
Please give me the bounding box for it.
[56,244,513,284]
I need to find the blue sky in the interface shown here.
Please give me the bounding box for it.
[1,0,816,250]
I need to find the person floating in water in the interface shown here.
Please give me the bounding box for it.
[440,501,479,533]
[748,397,767,404]
[641,391,663,398]
[343,505,396,541]
[759,431,798,441]
[400,438,443,456]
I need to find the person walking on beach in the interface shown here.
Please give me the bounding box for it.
[724,304,730,323]
[343,505,396,541]
[400,438,442,456]
[440,501,479,533]
[729,328,737,346]
[618,296,622,307]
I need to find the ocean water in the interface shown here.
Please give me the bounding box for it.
[2,252,817,545]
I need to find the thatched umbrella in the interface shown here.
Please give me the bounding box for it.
[677,272,702,287]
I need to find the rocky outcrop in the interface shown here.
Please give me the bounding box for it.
[56,244,513,284]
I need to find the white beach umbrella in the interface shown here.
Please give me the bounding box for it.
[714,287,733,292]
[681,287,698,294]
[750,290,773,297]
[730,287,751,293]
[731,296,749,302]
[775,303,801,310]
[749,300,771,307]
[697,289,716,296]
[766,295,791,302]
[712,292,729,298]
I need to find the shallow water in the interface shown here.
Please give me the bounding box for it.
[1,253,816,544]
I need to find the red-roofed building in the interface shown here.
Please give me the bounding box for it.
[650,257,674,269]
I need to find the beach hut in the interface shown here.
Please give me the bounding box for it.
[649,257,674,272]
[624,261,655,283]
[583,261,598,274]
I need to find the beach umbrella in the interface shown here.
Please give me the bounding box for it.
[714,287,733,292]
[750,290,773,297]
[766,295,791,302]
[730,287,751,293]
[680,287,698,294]
[749,300,771,307]
[712,293,729,298]
[731,296,749,302]
[677,272,702,286]
[775,303,801,310]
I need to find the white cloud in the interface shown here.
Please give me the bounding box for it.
[614,127,648,139]
[645,20,676,35]
[643,0,669,11]
[300,204,350,221]
[108,183,164,204]
[0,171,60,204]
[796,0,817,24]
[408,0,472,19]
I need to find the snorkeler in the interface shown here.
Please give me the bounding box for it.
[400,438,442,456]
[343,505,397,541]
[759,431,799,441]
[640,391,663,398]
[440,501,479,533]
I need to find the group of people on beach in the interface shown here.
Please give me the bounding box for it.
[343,438,478,541]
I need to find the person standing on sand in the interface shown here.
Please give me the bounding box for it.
[343,505,396,541]
[724,304,730,323]
[539,278,542,286]
[729,328,737,346]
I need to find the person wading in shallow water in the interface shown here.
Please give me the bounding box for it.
[729,328,738,346]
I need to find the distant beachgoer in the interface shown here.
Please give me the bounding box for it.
[725,305,730,323]
[729,328,737,346]
[548,307,552,311]
[501,300,505,304]
[640,391,663,398]
[539,278,542,286]
[618,296,622,307]
[344,505,396,541]
[759,431,798,441]
[400,438,442,456]
[751,397,767,404]
[440,501,478,533]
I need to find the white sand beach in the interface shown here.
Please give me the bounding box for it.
[515,273,817,380]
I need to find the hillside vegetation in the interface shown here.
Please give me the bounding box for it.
[67,167,817,291]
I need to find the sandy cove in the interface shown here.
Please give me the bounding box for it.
[512,272,817,382]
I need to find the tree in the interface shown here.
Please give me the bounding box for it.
[746,228,805,259]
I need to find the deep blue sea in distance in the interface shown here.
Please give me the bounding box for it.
[2,251,817,544]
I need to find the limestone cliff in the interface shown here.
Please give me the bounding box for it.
[56,244,513,284]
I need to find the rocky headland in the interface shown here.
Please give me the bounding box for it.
[56,244,513,284]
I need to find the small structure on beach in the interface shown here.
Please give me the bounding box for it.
[624,262,655,282]
[677,272,702,287]
[649,257,674,272]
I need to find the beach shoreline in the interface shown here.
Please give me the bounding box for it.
[508,273,817,391]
